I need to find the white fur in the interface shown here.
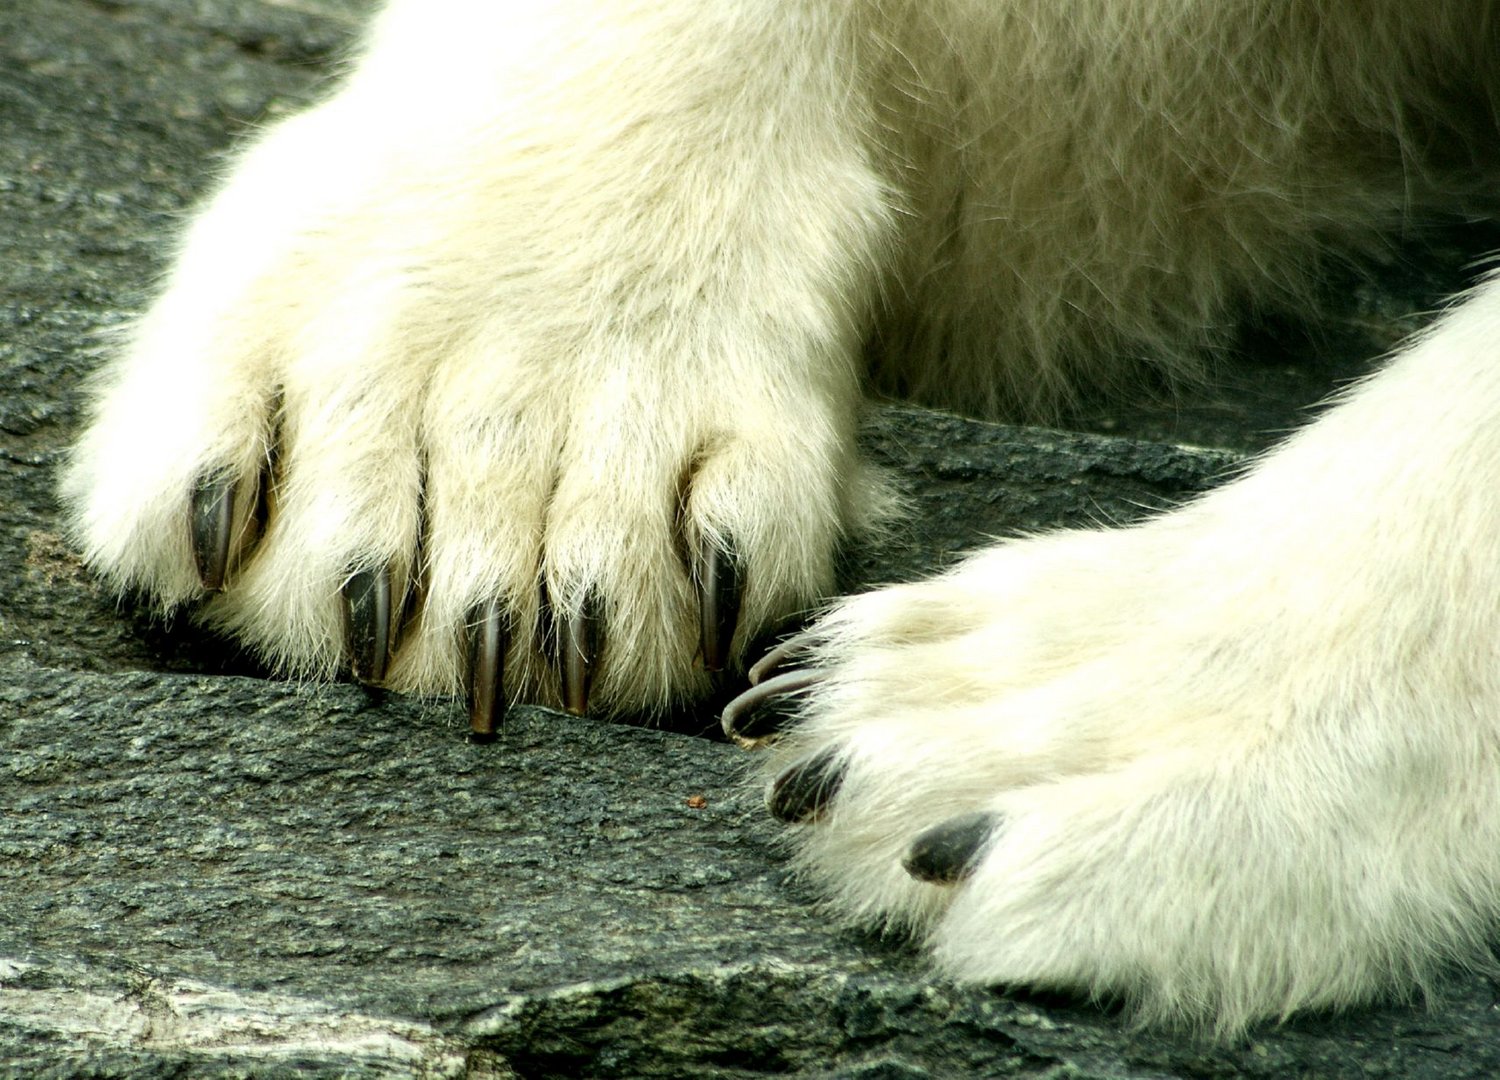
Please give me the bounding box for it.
[773,285,1500,1033]
[61,0,1500,1034]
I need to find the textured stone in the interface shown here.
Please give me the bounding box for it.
[5,1,1500,1076]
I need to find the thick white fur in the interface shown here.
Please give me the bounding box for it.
[62,0,1500,1034]
[779,288,1500,1033]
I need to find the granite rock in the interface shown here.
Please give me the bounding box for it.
[5,1,1500,1076]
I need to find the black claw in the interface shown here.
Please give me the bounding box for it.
[190,476,236,591]
[467,598,507,742]
[698,539,743,673]
[767,748,846,824]
[343,566,392,685]
[721,668,823,744]
[902,812,1001,884]
[560,594,600,716]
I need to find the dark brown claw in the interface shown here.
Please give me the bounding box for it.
[720,668,824,746]
[190,476,236,591]
[767,748,846,824]
[467,597,507,742]
[902,812,1001,884]
[698,539,743,673]
[560,594,600,716]
[343,566,392,685]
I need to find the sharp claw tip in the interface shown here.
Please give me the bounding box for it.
[469,708,500,739]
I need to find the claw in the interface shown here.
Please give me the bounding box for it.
[747,629,820,686]
[767,747,846,823]
[190,476,236,591]
[342,566,392,685]
[902,812,1000,884]
[536,579,556,652]
[698,538,743,673]
[467,597,507,742]
[720,668,824,747]
[560,593,600,716]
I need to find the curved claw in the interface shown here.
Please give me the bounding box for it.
[560,594,600,716]
[747,629,821,686]
[467,598,508,741]
[902,811,1001,884]
[767,747,846,824]
[698,538,743,673]
[190,476,236,591]
[342,566,392,685]
[720,668,824,747]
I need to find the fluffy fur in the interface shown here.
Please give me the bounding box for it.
[62,0,1500,1035]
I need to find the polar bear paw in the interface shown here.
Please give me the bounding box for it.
[61,81,889,725]
[726,489,1500,1034]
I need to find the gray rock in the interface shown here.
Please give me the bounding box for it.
[4,1,1500,1075]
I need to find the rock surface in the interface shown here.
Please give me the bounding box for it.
[4,1,1500,1076]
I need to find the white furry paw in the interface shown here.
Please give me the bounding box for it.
[729,342,1500,1036]
[60,2,894,721]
